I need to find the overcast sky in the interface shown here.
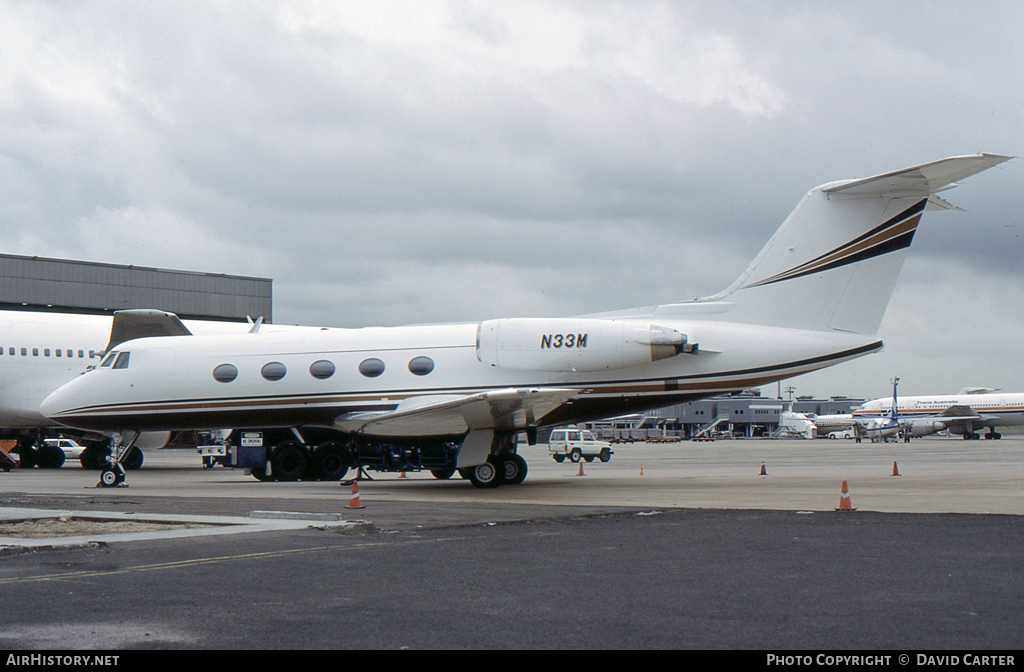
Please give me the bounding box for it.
[1,1,1021,401]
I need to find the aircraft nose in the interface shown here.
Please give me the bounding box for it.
[40,387,67,421]
[40,380,80,423]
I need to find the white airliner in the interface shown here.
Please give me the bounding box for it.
[39,154,1011,487]
[854,387,1024,440]
[0,309,287,468]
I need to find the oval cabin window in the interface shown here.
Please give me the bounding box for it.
[309,360,336,379]
[261,362,287,381]
[212,364,238,383]
[408,356,434,376]
[358,358,385,378]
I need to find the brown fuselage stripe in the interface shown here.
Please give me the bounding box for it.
[50,341,881,423]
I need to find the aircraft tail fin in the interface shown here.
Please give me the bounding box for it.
[690,154,1010,334]
[105,309,193,352]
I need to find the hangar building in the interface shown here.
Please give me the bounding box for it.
[0,254,272,322]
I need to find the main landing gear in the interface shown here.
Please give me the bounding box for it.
[233,430,530,489]
[457,453,528,489]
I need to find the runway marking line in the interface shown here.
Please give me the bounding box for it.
[0,534,467,587]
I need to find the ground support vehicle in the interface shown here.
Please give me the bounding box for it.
[206,428,528,489]
[548,428,613,463]
[0,443,15,472]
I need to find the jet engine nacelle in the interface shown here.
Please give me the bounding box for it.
[909,419,947,437]
[476,318,694,372]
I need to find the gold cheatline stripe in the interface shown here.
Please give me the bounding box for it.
[747,211,920,288]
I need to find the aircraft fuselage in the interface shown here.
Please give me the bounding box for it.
[41,319,882,437]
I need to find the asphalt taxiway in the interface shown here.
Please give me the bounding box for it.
[0,436,1022,650]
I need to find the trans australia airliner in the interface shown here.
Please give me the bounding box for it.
[855,387,1024,440]
[40,154,1011,488]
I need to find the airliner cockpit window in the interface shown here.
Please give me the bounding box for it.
[100,351,118,367]
[112,352,131,369]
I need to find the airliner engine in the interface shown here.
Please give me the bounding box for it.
[908,419,948,437]
[476,318,696,372]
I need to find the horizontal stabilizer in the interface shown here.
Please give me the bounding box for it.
[925,194,962,211]
[822,153,1011,198]
[105,309,192,352]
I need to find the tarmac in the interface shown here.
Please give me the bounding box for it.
[0,435,1021,650]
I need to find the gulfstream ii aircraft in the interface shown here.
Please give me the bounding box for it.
[40,154,1011,488]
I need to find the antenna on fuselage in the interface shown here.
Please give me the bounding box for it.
[247,316,264,334]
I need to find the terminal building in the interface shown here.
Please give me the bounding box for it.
[572,392,866,441]
[0,254,272,322]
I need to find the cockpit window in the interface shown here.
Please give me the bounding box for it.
[100,351,119,367]
[112,352,131,369]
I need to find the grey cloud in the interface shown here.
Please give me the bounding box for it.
[0,1,1021,400]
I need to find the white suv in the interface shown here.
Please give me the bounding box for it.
[43,437,85,458]
[548,428,613,463]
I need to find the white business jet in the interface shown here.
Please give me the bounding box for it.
[0,309,286,468]
[40,154,1011,488]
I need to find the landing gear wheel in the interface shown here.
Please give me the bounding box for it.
[468,458,502,489]
[271,442,310,481]
[37,444,65,469]
[80,446,109,470]
[313,443,349,481]
[250,467,272,482]
[122,446,144,470]
[99,466,125,488]
[17,446,38,469]
[501,454,528,485]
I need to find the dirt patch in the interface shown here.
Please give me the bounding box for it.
[0,516,212,538]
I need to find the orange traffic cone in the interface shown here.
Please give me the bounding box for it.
[345,480,366,509]
[836,480,856,511]
[577,461,585,477]
[640,463,644,476]
[891,461,900,476]
[398,470,408,479]
[759,462,767,476]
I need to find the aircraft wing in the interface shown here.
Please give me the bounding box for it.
[821,153,1011,201]
[940,404,982,420]
[332,387,579,437]
[105,309,192,351]
[894,404,983,435]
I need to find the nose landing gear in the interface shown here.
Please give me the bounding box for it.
[98,430,139,488]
